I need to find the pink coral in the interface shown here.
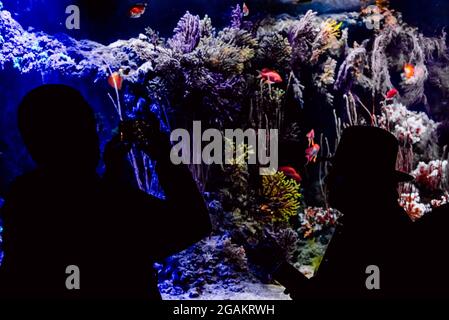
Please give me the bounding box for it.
[399,191,430,221]
[430,194,449,208]
[412,160,447,191]
[299,207,341,238]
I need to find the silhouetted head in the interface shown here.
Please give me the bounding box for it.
[325,126,413,213]
[18,85,99,174]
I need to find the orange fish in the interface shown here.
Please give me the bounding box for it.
[306,129,315,146]
[279,166,302,183]
[129,3,147,19]
[243,3,249,17]
[259,68,283,84]
[403,63,415,80]
[108,71,123,90]
[305,143,320,164]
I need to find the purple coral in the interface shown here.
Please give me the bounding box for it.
[230,4,243,29]
[168,12,201,54]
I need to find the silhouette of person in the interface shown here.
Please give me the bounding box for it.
[254,126,423,299]
[0,84,211,299]
[412,201,449,297]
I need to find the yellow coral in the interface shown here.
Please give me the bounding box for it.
[223,137,255,166]
[311,19,343,63]
[260,171,302,223]
[322,19,343,39]
[375,0,390,11]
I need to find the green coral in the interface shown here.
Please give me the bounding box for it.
[260,172,302,224]
[296,239,327,272]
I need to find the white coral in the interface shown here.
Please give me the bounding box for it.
[399,189,431,221]
[412,160,448,191]
[379,103,437,146]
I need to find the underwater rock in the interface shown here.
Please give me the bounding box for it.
[188,288,200,298]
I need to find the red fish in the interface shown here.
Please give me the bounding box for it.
[108,71,123,90]
[305,143,320,164]
[243,3,249,17]
[306,129,315,146]
[403,63,415,80]
[129,3,147,19]
[259,68,283,84]
[279,166,302,183]
[386,88,398,99]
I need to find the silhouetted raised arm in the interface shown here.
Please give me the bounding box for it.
[103,117,211,261]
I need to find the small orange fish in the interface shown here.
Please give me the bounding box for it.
[403,63,415,80]
[306,129,315,146]
[108,71,123,90]
[305,143,320,164]
[279,166,302,183]
[129,3,147,19]
[259,68,283,84]
[243,3,249,17]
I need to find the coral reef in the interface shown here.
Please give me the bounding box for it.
[412,160,448,192]
[379,103,437,147]
[399,186,431,221]
[299,207,342,238]
[1,0,449,299]
[260,172,302,224]
[156,235,250,298]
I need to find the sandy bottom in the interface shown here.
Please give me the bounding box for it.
[162,281,292,300]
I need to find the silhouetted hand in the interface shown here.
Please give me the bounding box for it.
[104,134,132,169]
[118,113,172,161]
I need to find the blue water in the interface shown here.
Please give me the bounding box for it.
[2,1,448,44]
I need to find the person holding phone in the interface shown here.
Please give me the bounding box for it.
[0,84,211,299]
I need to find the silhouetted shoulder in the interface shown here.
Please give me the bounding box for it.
[415,204,449,234]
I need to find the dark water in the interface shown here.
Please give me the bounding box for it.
[2,0,447,44]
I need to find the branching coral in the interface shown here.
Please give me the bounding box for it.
[230,4,243,29]
[273,228,298,261]
[299,207,342,238]
[412,160,448,192]
[334,42,371,92]
[399,187,431,221]
[310,18,344,63]
[379,103,437,147]
[288,10,319,67]
[251,84,286,130]
[260,171,302,224]
[371,27,395,95]
[314,57,337,104]
[168,12,202,54]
